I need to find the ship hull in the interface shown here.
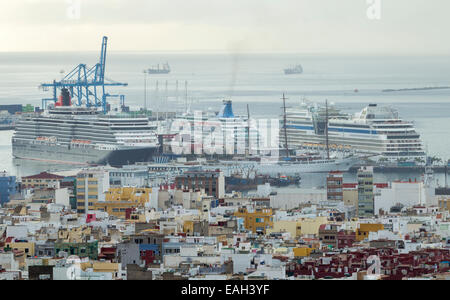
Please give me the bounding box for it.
[228,156,360,176]
[12,142,159,167]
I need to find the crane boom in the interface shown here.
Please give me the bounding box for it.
[39,36,127,112]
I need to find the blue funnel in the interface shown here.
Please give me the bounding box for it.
[218,100,235,118]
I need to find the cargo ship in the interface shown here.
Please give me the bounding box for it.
[284,64,303,75]
[147,62,171,74]
[12,88,160,166]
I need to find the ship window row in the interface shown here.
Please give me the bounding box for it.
[17,123,112,130]
[16,129,114,138]
[387,135,420,139]
[15,126,112,135]
[382,152,425,156]
[14,134,116,143]
[111,127,155,131]
[328,123,371,129]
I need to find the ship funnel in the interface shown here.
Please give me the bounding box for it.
[218,100,235,118]
[56,88,72,107]
[61,88,71,106]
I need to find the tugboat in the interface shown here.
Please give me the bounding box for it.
[284,64,303,75]
[147,62,171,74]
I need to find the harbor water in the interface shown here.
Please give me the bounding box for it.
[0,52,449,186]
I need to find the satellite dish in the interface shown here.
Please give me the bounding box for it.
[58,251,68,258]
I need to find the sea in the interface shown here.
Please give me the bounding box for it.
[0,52,449,187]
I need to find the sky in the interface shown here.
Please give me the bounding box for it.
[0,0,449,54]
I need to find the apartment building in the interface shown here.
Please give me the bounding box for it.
[76,169,110,214]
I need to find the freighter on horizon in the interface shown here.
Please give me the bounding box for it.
[12,89,160,166]
[284,64,303,75]
[147,62,171,74]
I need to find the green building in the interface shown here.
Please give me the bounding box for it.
[358,166,374,217]
[55,241,98,260]
[22,104,35,113]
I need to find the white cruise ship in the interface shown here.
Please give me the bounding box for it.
[284,101,426,163]
[167,100,262,157]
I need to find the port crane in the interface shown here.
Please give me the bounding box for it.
[40,36,127,112]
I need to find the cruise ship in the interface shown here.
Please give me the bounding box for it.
[12,89,160,166]
[284,101,426,163]
[166,100,263,157]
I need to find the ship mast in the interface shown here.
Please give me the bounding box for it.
[185,80,188,113]
[247,104,250,157]
[282,93,289,158]
[325,99,330,159]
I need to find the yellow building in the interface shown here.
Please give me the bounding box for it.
[58,226,92,243]
[234,207,273,234]
[92,262,120,274]
[266,216,330,238]
[293,247,315,257]
[343,189,358,207]
[267,220,299,237]
[93,187,152,218]
[128,211,147,223]
[297,217,329,236]
[356,223,384,241]
[76,169,110,214]
[5,241,35,258]
[183,220,195,234]
[439,198,450,211]
[78,262,121,279]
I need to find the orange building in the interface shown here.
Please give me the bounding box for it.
[356,223,384,241]
[234,207,273,234]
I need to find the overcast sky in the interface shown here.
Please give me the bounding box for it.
[1,0,449,54]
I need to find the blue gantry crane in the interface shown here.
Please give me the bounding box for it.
[40,36,128,112]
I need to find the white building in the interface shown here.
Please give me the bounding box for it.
[375,180,436,214]
[270,188,326,210]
